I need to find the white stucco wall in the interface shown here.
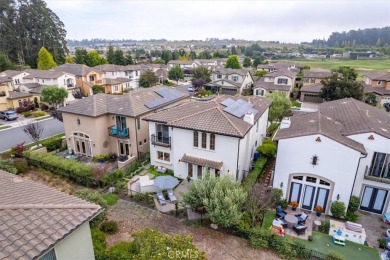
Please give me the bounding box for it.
[54,222,95,260]
[148,122,241,180]
[273,134,362,214]
[349,133,390,213]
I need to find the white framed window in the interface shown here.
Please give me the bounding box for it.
[277,78,288,84]
[114,85,119,91]
[217,74,222,79]
[157,151,170,162]
[232,76,239,82]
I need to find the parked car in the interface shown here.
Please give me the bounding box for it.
[0,110,18,121]
[384,103,390,112]
[188,85,194,92]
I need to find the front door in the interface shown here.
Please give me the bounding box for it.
[360,186,388,214]
[314,188,329,211]
[302,185,316,210]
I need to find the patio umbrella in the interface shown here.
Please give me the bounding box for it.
[154,176,179,190]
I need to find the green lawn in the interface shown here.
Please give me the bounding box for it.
[291,100,301,108]
[147,167,173,179]
[35,115,52,121]
[294,231,380,260]
[0,125,12,130]
[261,210,276,232]
[103,193,119,206]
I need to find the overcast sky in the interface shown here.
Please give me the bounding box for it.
[45,0,390,43]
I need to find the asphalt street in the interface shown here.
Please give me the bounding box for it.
[0,118,64,152]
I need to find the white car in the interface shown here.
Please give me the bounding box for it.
[188,86,194,92]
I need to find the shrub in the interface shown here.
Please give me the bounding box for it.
[308,235,313,241]
[23,111,33,117]
[243,157,268,191]
[10,142,27,158]
[267,123,280,137]
[37,111,46,116]
[100,221,119,234]
[345,211,359,222]
[0,158,17,174]
[348,196,360,214]
[91,228,107,260]
[319,220,330,233]
[275,237,296,259]
[134,192,146,201]
[93,154,109,163]
[279,199,289,209]
[249,236,268,249]
[41,136,63,152]
[103,193,119,206]
[59,145,68,152]
[13,158,29,174]
[40,103,49,111]
[271,188,283,207]
[103,169,125,188]
[24,152,95,186]
[378,238,385,249]
[92,85,105,94]
[106,242,135,259]
[293,242,311,259]
[257,139,277,158]
[74,189,107,227]
[16,106,25,113]
[330,201,346,219]
[325,251,345,260]
[236,212,251,235]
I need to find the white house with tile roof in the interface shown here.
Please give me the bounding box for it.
[209,68,253,95]
[0,170,102,260]
[145,95,271,181]
[363,72,390,105]
[273,98,390,215]
[253,69,297,97]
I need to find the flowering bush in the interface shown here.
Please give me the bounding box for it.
[315,205,324,213]
[290,201,298,208]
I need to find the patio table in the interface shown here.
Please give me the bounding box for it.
[285,214,298,229]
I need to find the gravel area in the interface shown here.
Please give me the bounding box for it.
[107,199,280,260]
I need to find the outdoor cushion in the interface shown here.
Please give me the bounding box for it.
[276,206,287,218]
[384,213,390,224]
[345,221,362,233]
[300,212,308,220]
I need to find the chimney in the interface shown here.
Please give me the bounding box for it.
[244,112,254,125]
[280,117,291,129]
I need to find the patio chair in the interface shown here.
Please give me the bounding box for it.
[295,212,308,225]
[167,188,177,202]
[117,127,128,138]
[293,224,307,236]
[276,206,287,218]
[156,191,166,205]
[111,125,118,136]
[386,237,390,250]
[273,218,287,228]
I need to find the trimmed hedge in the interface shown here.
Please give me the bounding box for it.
[41,136,63,152]
[24,152,97,187]
[243,157,268,191]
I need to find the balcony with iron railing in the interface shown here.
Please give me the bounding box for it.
[108,125,129,139]
[151,134,171,148]
[364,165,390,184]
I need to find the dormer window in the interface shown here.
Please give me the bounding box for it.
[377,81,382,85]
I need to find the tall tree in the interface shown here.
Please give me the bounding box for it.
[124,52,134,65]
[113,49,126,65]
[86,50,107,67]
[0,53,15,71]
[161,50,172,64]
[192,66,211,83]
[106,43,115,64]
[252,56,264,68]
[37,47,57,70]
[139,70,158,88]
[225,55,241,69]
[243,57,252,68]
[335,66,358,81]
[74,48,88,64]
[65,55,74,64]
[168,65,184,82]
[319,73,364,101]
[41,86,68,108]
[22,119,44,147]
[1,0,68,68]
[189,51,197,60]
[266,91,292,122]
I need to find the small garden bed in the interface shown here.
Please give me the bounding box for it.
[0,125,12,130]
[103,193,119,206]
[147,166,174,179]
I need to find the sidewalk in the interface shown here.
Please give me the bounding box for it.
[0,116,52,132]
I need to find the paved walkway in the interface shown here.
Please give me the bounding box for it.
[357,210,386,248]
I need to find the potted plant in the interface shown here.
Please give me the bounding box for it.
[290,201,299,211]
[315,205,324,217]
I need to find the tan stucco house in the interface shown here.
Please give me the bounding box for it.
[302,70,332,86]
[363,72,390,105]
[59,86,189,167]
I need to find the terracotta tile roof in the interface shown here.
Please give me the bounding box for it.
[303,70,332,79]
[213,79,241,88]
[94,64,125,72]
[0,70,26,79]
[363,83,390,96]
[300,83,323,93]
[275,98,390,152]
[167,60,194,65]
[0,170,102,260]
[254,78,292,92]
[22,69,68,79]
[145,95,271,138]
[267,69,297,79]
[59,86,189,117]
[53,64,98,76]
[6,91,33,99]
[213,68,250,77]
[181,154,223,170]
[364,72,390,81]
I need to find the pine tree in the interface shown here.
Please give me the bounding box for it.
[106,43,115,64]
[37,47,57,70]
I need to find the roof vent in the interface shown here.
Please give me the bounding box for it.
[315,137,321,142]
[280,117,291,129]
[368,135,374,140]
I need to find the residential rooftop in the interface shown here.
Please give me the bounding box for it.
[0,170,101,260]
[364,72,390,81]
[300,83,323,94]
[53,64,100,76]
[144,95,272,138]
[58,86,189,117]
[275,98,390,152]
[303,70,332,79]
[213,68,251,77]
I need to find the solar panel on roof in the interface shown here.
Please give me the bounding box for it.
[145,88,184,109]
[223,99,259,118]
[221,98,235,107]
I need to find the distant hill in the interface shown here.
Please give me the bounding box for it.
[310,27,390,47]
